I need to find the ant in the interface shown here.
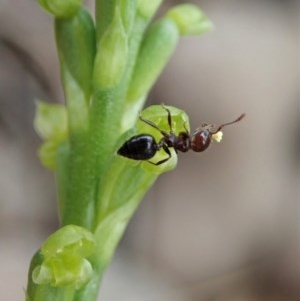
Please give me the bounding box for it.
[117,105,245,165]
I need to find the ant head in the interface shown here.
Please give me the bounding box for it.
[191,127,213,152]
[191,113,245,153]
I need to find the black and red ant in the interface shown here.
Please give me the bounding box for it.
[117,105,245,165]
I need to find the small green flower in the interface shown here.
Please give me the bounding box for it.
[136,105,190,173]
[34,101,68,169]
[32,225,95,289]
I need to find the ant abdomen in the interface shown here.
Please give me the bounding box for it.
[117,134,158,160]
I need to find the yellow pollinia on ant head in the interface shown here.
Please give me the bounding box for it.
[212,131,223,143]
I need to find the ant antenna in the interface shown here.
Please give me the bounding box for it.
[212,113,246,134]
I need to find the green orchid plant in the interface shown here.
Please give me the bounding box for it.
[26,1,213,300]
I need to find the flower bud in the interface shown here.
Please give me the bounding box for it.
[38,0,82,18]
[166,4,214,36]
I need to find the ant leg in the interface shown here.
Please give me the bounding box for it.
[147,144,172,166]
[139,112,162,132]
[211,113,246,134]
[139,104,173,134]
[183,121,189,134]
[161,104,173,132]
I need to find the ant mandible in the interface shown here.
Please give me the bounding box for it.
[117,105,245,165]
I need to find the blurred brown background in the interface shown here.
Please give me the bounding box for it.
[0,0,299,300]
